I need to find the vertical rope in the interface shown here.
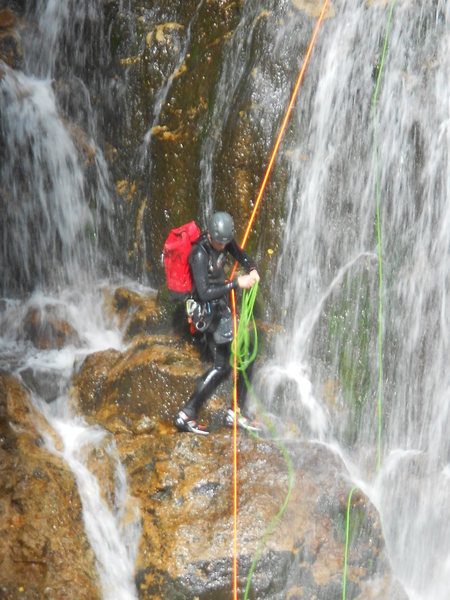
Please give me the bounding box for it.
[373,0,395,471]
[231,0,331,271]
[231,288,239,600]
[343,4,395,599]
[230,1,331,596]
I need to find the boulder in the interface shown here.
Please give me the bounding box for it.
[70,325,407,599]
[0,372,101,599]
[20,305,81,350]
[72,332,204,434]
[0,9,23,70]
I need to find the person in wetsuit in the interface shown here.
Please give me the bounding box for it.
[173,211,260,435]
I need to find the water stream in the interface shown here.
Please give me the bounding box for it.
[1,2,141,598]
[0,286,142,600]
[249,1,449,598]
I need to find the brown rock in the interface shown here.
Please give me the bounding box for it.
[0,373,101,599]
[0,9,22,70]
[71,324,406,598]
[0,9,15,29]
[72,333,203,433]
[107,286,169,340]
[118,427,405,598]
[21,305,81,350]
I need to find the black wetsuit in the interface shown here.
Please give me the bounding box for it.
[181,232,256,419]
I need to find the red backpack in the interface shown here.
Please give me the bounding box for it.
[162,221,201,301]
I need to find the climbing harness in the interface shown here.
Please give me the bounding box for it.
[229,1,331,597]
[342,3,395,599]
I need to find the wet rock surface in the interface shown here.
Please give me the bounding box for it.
[0,372,101,599]
[0,287,408,598]
[70,287,407,599]
[0,8,23,70]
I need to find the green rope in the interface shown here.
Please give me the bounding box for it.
[342,487,357,600]
[373,0,395,471]
[342,5,395,599]
[242,383,295,600]
[230,286,295,600]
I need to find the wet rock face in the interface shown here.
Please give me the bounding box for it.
[66,287,407,599]
[107,421,404,599]
[0,373,101,599]
[0,9,23,70]
[0,286,408,598]
[20,305,81,350]
[73,332,203,433]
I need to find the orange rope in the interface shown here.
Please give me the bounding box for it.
[231,288,239,599]
[231,2,330,596]
[233,0,330,262]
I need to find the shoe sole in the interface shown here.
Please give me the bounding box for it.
[174,419,209,435]
[225,416,261,433]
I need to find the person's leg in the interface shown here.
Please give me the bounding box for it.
[226,342,261,431]
[175,337,231,432]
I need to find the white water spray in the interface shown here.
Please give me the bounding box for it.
[0,287,142,600]
[1,1,141,596]
[255,1,450,598]
[42,417,140,600]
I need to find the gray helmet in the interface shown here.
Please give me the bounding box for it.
[208,211,235,245]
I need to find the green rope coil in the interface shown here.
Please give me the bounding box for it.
[231,283,259,372]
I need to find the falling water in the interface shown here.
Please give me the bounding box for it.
[1,1,141,598]
[251,1,448,598]
[0,69,96,293]
[0,287,142,599]
[42,410,141,600]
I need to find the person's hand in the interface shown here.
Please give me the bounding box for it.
[249,269,260,285]
[237,274,255,289]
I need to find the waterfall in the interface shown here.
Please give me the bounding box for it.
[0,0,116,296]
[42,411,141,600]
[0,2,141,598]
[249,1,448,598]
[0,69,95,293]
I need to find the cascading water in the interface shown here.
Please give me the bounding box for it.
[1,2,141,598]
[1,0,116,295]
[0,69,96,293]
[250,1,448,598]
